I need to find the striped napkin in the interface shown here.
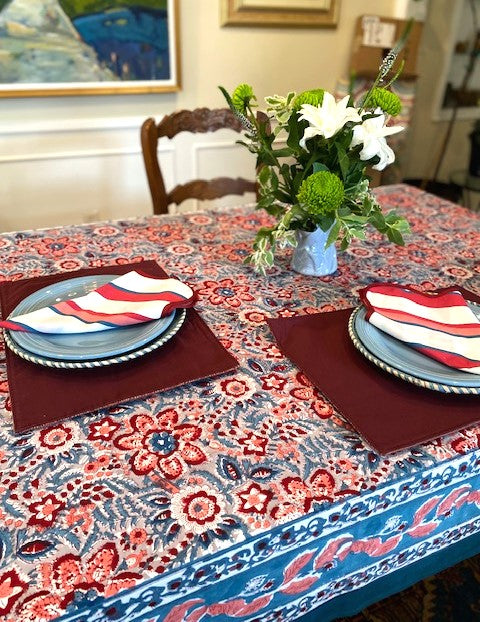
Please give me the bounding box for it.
[0,271,195,334]
[359,283,480,375]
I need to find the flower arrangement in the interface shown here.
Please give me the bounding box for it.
[219,25,412,274]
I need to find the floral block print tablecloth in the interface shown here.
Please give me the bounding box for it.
[0,184,480,622]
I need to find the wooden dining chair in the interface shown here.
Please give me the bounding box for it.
[140,107,268,214]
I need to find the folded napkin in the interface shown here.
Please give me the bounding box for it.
[267,293,480,455]
[360,283,480,375]
[0,271,195,334]
[0,261,239,433]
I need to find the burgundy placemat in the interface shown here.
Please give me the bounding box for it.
[0,261,238,433]
[267,289,480,455]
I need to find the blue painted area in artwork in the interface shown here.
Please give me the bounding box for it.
[73,7,170,81]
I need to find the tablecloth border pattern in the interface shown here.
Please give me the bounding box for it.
[57,450,480,621]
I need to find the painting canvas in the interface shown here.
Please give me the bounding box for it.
[0,0,180,97]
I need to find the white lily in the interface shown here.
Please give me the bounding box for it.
[298,93,361,148]
[350,110,404,171]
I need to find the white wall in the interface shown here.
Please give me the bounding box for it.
[405,0,475,183]
[0,0,408,232]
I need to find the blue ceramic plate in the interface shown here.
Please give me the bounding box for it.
[7,275,176,361]
[4,309,186,369]
[348,303,480,395]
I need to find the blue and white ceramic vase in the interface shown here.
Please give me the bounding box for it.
[291,227,337,277]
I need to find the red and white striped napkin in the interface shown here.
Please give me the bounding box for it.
[359,283,480,375]
[0,271,195,334]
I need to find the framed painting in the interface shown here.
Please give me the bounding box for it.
[0,0,180,97]
[221,0,339,27]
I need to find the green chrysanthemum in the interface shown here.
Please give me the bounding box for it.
[370,88,402,116]
[232,84,256,113]
[297,171,344,216]
[292,89,325,111]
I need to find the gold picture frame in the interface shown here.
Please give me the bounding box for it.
[0,0,181,98]
[221,0,339,28]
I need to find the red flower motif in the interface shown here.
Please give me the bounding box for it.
[277,309,296,318]
[129,528,147,544]
[237,484,273,514]
[451,434,480,454]
[260,372,287,391]
[261,342,283,359]
[170,485,226,535]
[38,425,73,450]
[220,378,252,398]
[28,494,65,529]
[113,410,206,479]
[0,570,27,616]
[169,244,194,255]
[240,310,268,325]
[83,545,120,589]
[239,432,268,456]
[278,477,314,513]
[312,400,334,419]
[182,491,221,526]
[87,417,122,441]
[17,544,141,620]
[310,468,336,499]
[57,259,83,271]
[212,242,252,262]
[230,212,272,231]
[290,386,314,400]
[443,265,473,279]
[52,554,83,592]
[27,236,80,258]
[144,224,184,244]
[272,470,336,520]
[93,226,119,236]
[115,256,144,265]
[188,214,212,225]
[290,373,330,419]
[16,591,66,622]
[197,278,255,308]
[52,544,138,595]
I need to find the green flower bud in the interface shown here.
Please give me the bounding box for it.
[232,84,256,113]
[292,89,325,111]
[297,171,344,216]
[370,88,402,116]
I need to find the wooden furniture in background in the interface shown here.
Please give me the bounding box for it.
[141,107,267,215]
[350,15,423,79]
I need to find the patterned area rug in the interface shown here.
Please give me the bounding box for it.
[332,554,480,622]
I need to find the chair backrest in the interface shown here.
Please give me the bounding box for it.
[141,107,263,214]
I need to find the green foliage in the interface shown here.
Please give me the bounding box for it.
[218,22,412,273]
[297,171,345,217]
[292,89,324,111]
[370,88,402,116]
[232,84,256,113]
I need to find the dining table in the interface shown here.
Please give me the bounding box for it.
[0,183,480,622]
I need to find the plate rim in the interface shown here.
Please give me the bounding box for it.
[7,274,175,361]
[4,308,186,369]
[348,306,480,395]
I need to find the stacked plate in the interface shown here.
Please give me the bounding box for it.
[3,275,186,369]
[348,302,480,395]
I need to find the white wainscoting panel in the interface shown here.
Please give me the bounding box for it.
[0,119,257,232]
